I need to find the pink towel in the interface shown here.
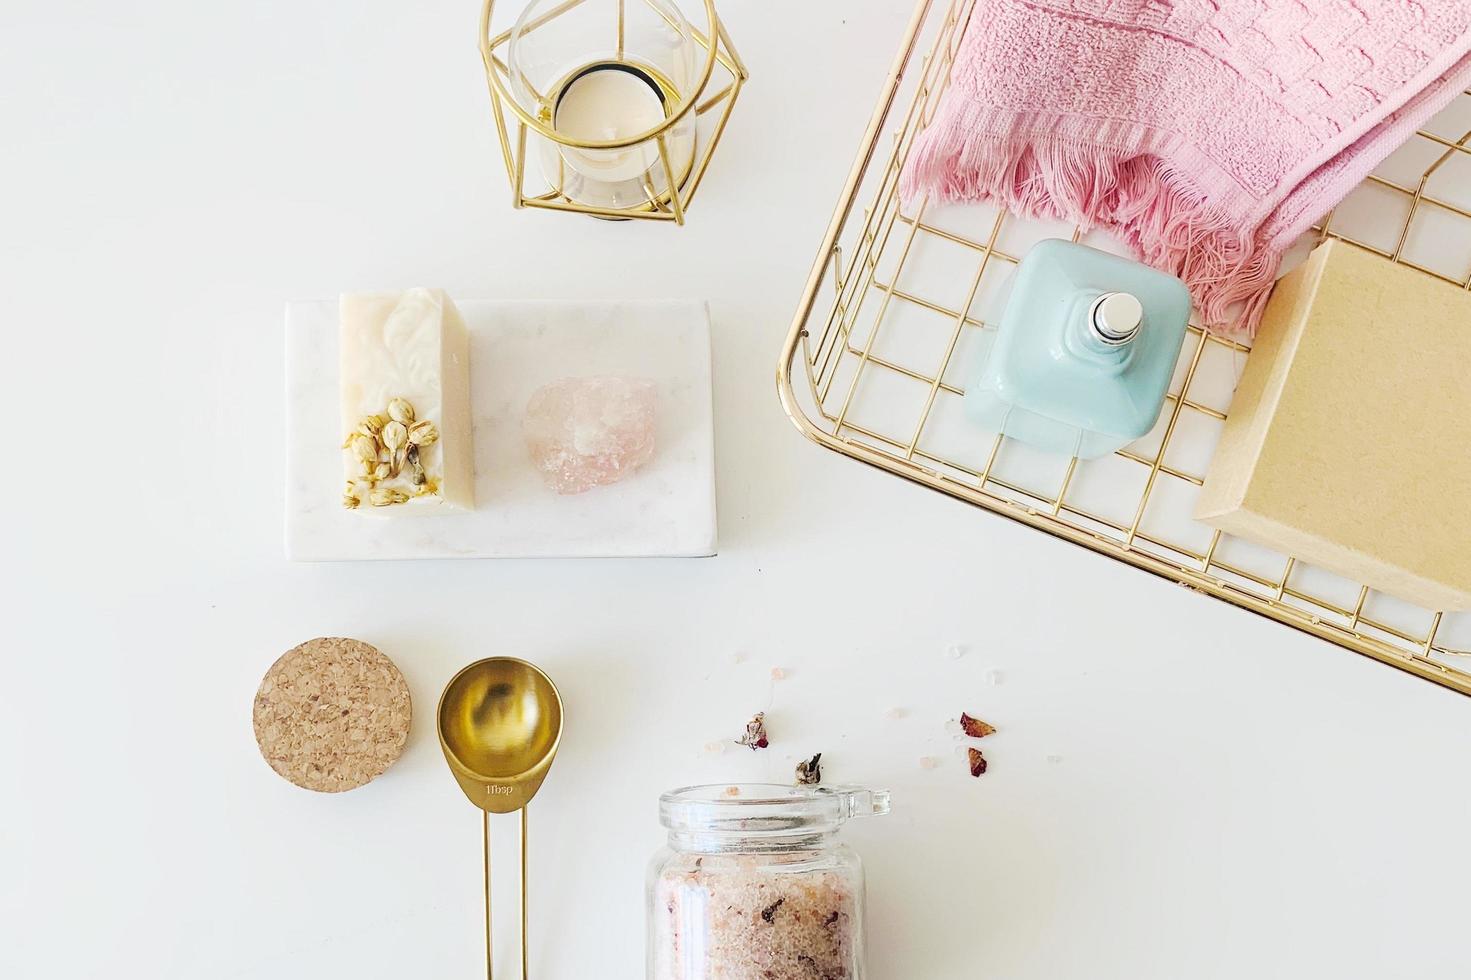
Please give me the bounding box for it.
[901,0,1471,334]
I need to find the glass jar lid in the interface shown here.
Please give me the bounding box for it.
[660,784,891,837]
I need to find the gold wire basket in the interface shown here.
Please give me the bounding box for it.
[778,0,1471,696]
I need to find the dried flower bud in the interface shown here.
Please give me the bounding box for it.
[967,747,987,777]
[407,445,426,486]
[369,487,410,507]
[373,462,392,481]
[959,713,996,739]
[407,419,439,447]
[381,420,408,452]
[735,712,768,751]
[342,490,361,510]
[350,434,378,464]
[795,752,822,786]
[387,398,415,424]
[357,414,387,439]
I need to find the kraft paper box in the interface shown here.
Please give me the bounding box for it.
[1196,239,1471,611]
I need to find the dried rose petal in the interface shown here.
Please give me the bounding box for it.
[959,712,996,738]
[735,712,769,751]
[967,747,988,777]
[795,752,822,786]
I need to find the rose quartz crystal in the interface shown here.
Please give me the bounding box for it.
[523,377,658,494]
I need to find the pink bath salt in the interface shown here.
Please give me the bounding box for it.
[523,377,657,494]
[652,856,856,980]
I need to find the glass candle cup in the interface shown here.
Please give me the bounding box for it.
[648,783,891,980]
[506,0,703,212]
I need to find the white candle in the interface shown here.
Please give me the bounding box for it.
[554,63,668,183]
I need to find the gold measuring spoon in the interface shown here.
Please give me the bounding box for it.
[438,658,564,980]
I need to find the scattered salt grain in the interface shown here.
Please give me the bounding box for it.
[984,669,1004,686]
[883,707,906,720]
[918,756,940,770]
[770,667,787,681]
[1046,754,1063,765]
[944,643,966,660]
[702,741,726,756]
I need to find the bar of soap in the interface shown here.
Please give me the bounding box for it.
[340,289,473,514]
[1196,240,1471,610]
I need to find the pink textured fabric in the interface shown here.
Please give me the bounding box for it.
[902,0,1471,333]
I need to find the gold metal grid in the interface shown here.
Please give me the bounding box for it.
[778,0,1471,696]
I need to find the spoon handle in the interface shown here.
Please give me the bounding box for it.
[483,807,532,980]
[484,811,494,980]
[520,807,529,980]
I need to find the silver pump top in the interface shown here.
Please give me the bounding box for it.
[1088,291,1143,346]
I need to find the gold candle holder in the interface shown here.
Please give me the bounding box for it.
[479,0,747,223]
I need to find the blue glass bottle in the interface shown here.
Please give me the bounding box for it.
[965,239,1192,460]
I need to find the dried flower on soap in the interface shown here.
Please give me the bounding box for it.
[381,420,408,452]
[350,434,378,464]
[959,713,996,739]
[795,752,822,786]
[342,396,442,508]
[967,748,987,777]
[370,487,410,507]
[387,397,415,424]
[407,445,426,486]
[357,414,387,439]
[735,712,769,751]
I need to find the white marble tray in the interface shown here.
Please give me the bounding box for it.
[285,299,717,560]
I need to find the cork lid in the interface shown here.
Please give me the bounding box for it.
[253,637,412,793]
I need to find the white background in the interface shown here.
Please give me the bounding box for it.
[5,1,1471,978]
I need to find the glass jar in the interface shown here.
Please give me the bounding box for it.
[648,783,890,980]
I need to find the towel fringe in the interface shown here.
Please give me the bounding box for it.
[902,128,1282,337]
